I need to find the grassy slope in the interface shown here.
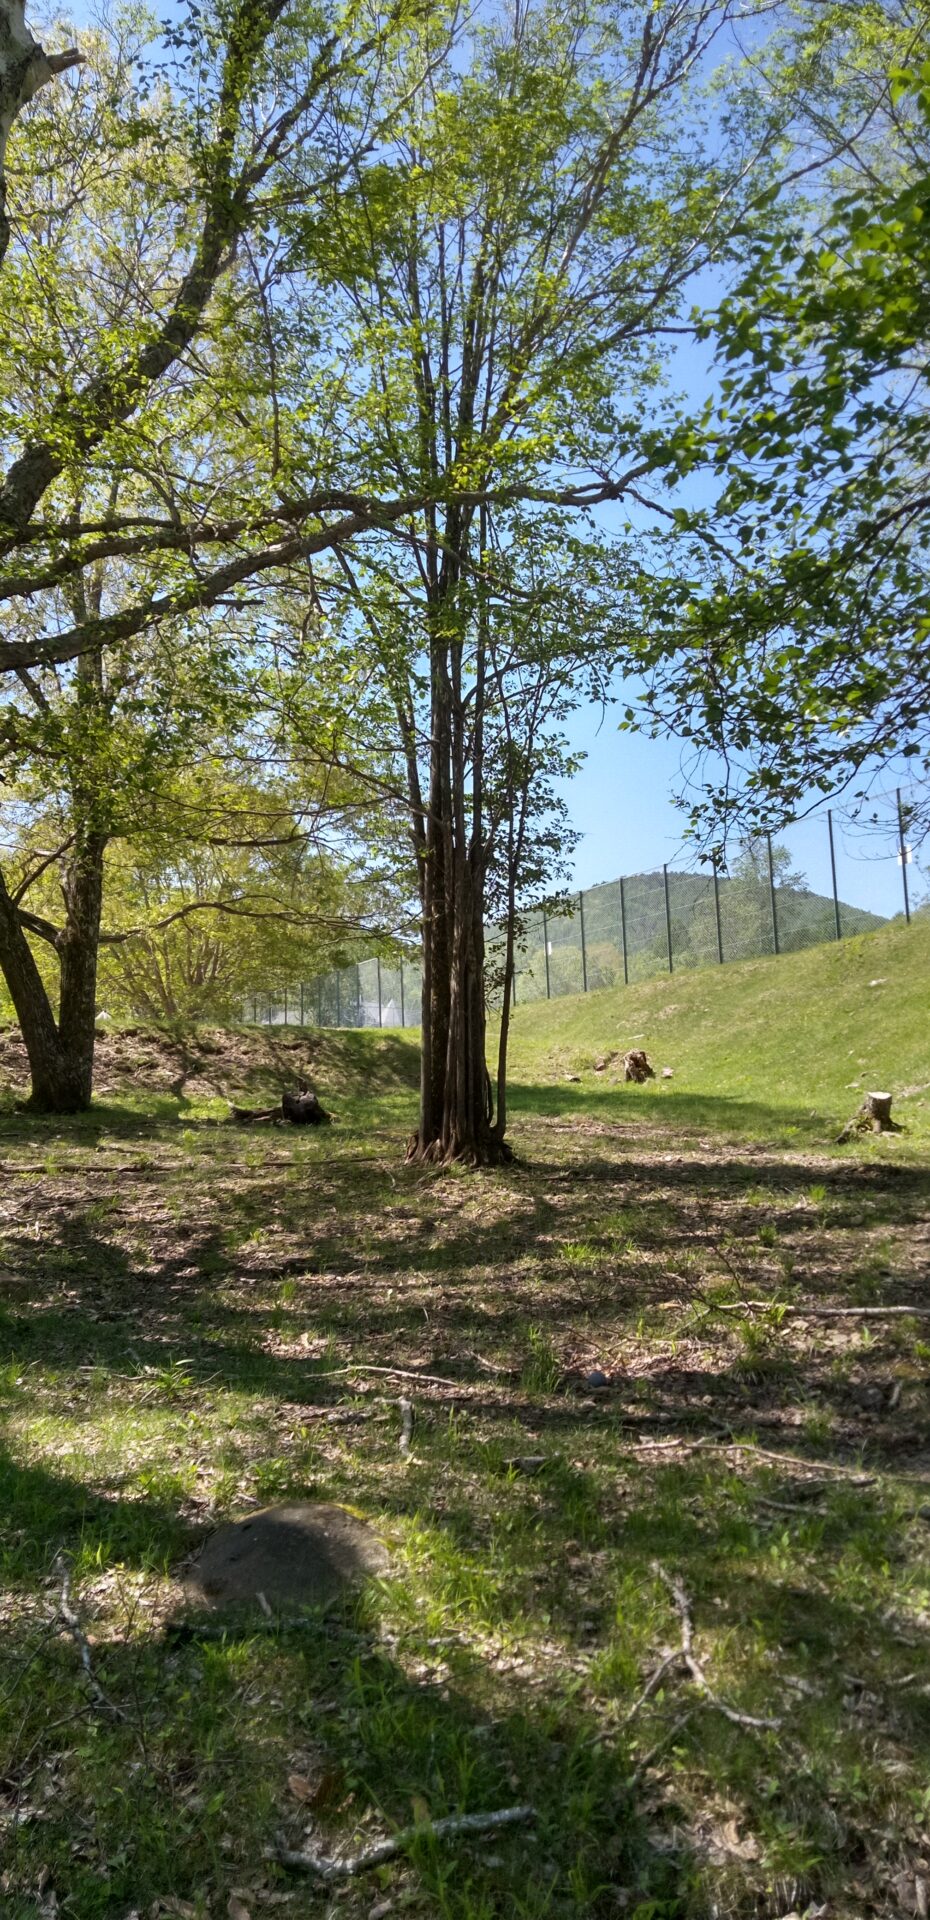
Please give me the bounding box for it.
[506,915,930,1152]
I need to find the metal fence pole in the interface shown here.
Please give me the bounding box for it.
[827,810,842,940]
[619,876,628,984]
[766,832,780,954]
[336,971,341,1026]
[542,909,551,999]
[299,982,305,1026]
[579,889,588,992]
[377,957,382,1027]
[284,985,288,1026]
[897,788,912,923]
[317,979,323,1026]
[663,864,673,973]
[399,959,405,1028]
[356,961,361,1026]
[712,865,724,963]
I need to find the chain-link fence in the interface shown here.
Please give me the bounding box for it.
[246,792,924,1028]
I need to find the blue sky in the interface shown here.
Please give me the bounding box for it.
[554,311,920,924]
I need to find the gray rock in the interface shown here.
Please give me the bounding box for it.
[583,1369,610,1390]
[184,1502,390,1612]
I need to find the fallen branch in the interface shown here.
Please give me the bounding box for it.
[55,1557,130,1724]
[397,1397,413,1454]
[622,1649,682,1725]
[307,1364,464,1388]
[653,1565,781,1732]
[628,1435,876,1483]
[708,1301,929,1319]
[270,1804,537,1879]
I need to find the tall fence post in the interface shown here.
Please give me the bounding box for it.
[376,957,382,1027]
[317,979,323,1027]
[399,959,405,1028]
[284,986,288,1026]
[766,832,780,954]
[712,865,724,964]
[542,909,551,998]
[897,788,912,923]
[619,876,628,984]
[336,971,341,1026]
[355,962,361,1026]
[299,982,305,1026]
[827,810,842,940]
[579,889,588,992]
[663,864,673,973]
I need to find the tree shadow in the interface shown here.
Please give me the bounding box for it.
[508,1078,845,1142]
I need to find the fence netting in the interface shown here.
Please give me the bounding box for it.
[246,793,923,1028]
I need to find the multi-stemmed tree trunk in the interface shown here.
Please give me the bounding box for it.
[413,643,503,1163]
[405,506,507,1164]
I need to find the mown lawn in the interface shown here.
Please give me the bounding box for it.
[1,921,929,1920]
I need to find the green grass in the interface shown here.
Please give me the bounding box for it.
[506,913,930,1150]
[0,919,929,1919]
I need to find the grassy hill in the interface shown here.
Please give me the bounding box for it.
[0,917,925,1155]
[505,914,930,1152]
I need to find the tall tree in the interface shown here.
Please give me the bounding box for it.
[0,0,438,1105]
[287,0,777,1160]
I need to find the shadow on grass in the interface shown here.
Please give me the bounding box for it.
[508,1079,837,1142]
[3,1426,928,1918]
[0,1452,683,1919]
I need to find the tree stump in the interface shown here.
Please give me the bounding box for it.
[837,1091,902,1142]
[622,1049,655,1083]
[229,1087,332,1126]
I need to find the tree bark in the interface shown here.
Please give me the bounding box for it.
[406,593,509,1167]
[0,829,106,1112]
[0,1,82,268]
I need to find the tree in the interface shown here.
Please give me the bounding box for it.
[0,0,437,1106]
[284,0,776,1161]
[632,26,930,854]
[94,818,387,1028]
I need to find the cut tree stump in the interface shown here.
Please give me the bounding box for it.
[229,1088,333,1127]
[622,1049,655,1083]
[837,1091,902,1142]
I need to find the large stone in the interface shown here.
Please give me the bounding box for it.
[184,1502,391,1612]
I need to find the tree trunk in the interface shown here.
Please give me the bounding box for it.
[54,829,106,1109]
[0,3,82,269]
[0,830,105,1112]
[406,595,509,1167]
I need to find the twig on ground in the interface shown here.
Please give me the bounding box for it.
[708,1301,929,1319]
[628,1436,876,1484]
[653,1564,781,1732]
[470,1352,517,1377]
[269,1804,537,1879]
[307,1364,464,1388]
[55,1556,130,1725]
[630,1711,694,1784]
[397,1397,413,1454]
[756,1496,826,1515]
[622,1649,682,1725]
